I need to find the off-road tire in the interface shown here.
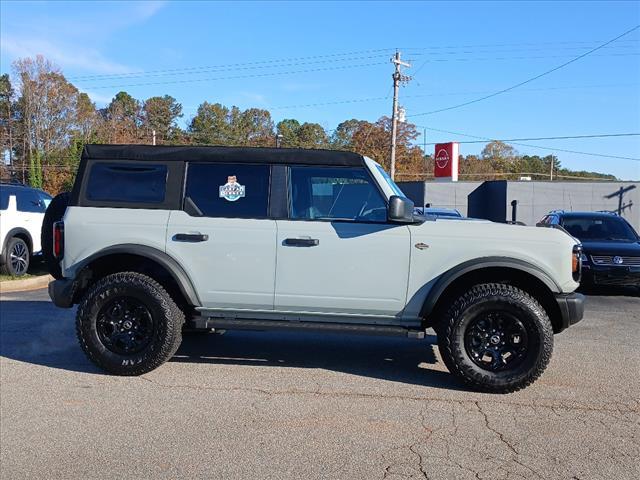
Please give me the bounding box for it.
[1,237,30,276]
[76,272,184,375]
[41,191,70,280]
[437,283,553,394]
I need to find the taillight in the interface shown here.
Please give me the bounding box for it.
[53,221,64,259]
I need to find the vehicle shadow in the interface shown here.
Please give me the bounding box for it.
[0,299,465,391]
[173,329,465,390]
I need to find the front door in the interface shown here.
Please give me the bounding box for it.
[166,163,277,310]
[275,165,411,319]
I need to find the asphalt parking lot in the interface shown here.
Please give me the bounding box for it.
[1,288,638,480]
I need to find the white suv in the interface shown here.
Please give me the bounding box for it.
[0,183,51,276]
[46,145,585,392]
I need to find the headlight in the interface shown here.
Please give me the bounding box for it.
[572,245,583,282]
[580,253,588,263]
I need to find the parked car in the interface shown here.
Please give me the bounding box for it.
[539,211,640,288]
[0,183,51,276]
[45,145,584,393]
[414,206,463,218]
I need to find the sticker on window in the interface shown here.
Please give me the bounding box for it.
[219,176,246,202]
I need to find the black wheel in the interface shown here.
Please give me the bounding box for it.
[41,191,70,280]
[1,237,30,276]
[437,283,553,393]
[76,272,184,375]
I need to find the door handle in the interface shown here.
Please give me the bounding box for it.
[173,233,209,242]
[283,238,319,247]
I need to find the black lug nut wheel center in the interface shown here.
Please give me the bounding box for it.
[96,297,154,355]
[464,312,529,372]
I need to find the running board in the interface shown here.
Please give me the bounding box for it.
[189,317,425,339]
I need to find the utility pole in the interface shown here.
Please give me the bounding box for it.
[550,154,554,181]
[152,130,156,146]
[390,51,411,180]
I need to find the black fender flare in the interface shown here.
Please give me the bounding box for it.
[2,228,33,256]
[74,244,201,307]
[420,256,561,319]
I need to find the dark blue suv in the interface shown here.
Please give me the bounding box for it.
[539,211,640,289]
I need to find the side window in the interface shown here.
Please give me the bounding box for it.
[17,189,47,213]
[185,163,270,218]
[0,187,11,210]
[289,166,387,222]
[86,163,168,203]
[39,191,52,209]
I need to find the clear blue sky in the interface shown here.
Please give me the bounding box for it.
[1,0,639,179]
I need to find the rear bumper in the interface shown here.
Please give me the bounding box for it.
[554,292,585,333]
[48,278,76,308]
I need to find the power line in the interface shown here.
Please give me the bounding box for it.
[78,62,388,90]
[68,48,396,80]
[418,126,640,161]
[71,54,392,82]
[422,133,640,144]
[180,82,640,113]
[408,24,640,118]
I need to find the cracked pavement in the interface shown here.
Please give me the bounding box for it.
[1,288,639,479]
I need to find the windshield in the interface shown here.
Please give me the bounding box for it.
[374,164,405,197]
[562,216,638,242]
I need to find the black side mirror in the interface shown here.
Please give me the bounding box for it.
[388,195,415,223]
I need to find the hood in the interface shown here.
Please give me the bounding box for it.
[580,240,640,256]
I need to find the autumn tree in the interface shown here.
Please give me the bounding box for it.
[12,55,98,189]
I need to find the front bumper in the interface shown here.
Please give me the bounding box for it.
[582,264,640,287]
[554,292,585,333]
[48,278,76,308]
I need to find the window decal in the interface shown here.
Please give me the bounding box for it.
[219,175,246,202]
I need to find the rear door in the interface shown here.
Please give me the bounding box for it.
[16,188,48,253]
[166,163,277,310]
[274,165,411,318]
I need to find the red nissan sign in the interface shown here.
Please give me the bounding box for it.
[434,142,459,181]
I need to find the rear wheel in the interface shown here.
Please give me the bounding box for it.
[76,272,184,375]
[1,237,30,276]
[437,283,553,393]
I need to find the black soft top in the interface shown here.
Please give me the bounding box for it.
[82,144,365,167]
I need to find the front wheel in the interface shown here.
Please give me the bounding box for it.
[76,272,184,375]
[437,283,553,393]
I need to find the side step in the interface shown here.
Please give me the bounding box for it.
[189,317,425,339]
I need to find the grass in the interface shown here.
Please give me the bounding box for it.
[0,259,49,282]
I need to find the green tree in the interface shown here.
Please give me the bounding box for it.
[188,102,230,144]
[102,91,142,143]
[142,95,183,143]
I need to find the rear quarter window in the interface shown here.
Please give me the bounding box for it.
[86,163,168,203]
[185,163,270,218]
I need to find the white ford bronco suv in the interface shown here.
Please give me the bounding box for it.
[45,145,584,393]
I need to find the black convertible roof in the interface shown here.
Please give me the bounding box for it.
[82,144,365,167]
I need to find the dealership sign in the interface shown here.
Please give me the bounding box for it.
[434,142,459,182]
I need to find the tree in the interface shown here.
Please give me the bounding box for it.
[13,55,92,188]
[142,95,183,143]
[101,91,142,143]
[276,119,329,149]
[235,108,274,146]
[188,102,230,144]
[0,74,15,170]
[331,119,367,150]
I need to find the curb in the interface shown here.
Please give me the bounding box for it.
[0,274,53,293]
